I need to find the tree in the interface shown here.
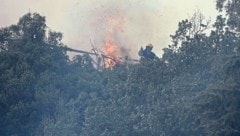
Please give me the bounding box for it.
[1,4,240,135]
[216,0,240,32]
[0,12,69,135]
[192,55,240,136]
[18,13,46,42]
[46,30,63,46]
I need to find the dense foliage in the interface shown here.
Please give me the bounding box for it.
[0,1,240,135]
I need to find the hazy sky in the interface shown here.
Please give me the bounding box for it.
[0,0,218,58]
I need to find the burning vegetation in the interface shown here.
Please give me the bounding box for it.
[102,16,125,68]
[2,0,240,135]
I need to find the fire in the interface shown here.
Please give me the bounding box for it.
[102,16,124,68]
[104,39,118,55]
[103,38,121,68]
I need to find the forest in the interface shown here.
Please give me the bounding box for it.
[0,0,240,135]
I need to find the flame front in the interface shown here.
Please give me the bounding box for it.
[102,16,124,68]
[103,38,120,68]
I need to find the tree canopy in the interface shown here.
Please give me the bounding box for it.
[0,1,240,135]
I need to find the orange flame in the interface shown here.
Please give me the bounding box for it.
[103,38,120,68]
[102,16,124,68]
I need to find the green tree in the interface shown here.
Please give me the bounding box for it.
[192,55,240,136]
[0,12,69,135]
[18,13,46,42]
[216,0,240,32]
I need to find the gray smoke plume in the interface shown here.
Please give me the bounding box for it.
[81,0,164,59]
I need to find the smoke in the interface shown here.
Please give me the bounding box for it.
[87,1,132,59]
[77,0,165,59]
[64,0,218,59]
[0,0,219,59]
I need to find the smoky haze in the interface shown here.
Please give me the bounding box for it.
[64,0,217,59]
[74,0,166,59]
[0,0,218,58]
